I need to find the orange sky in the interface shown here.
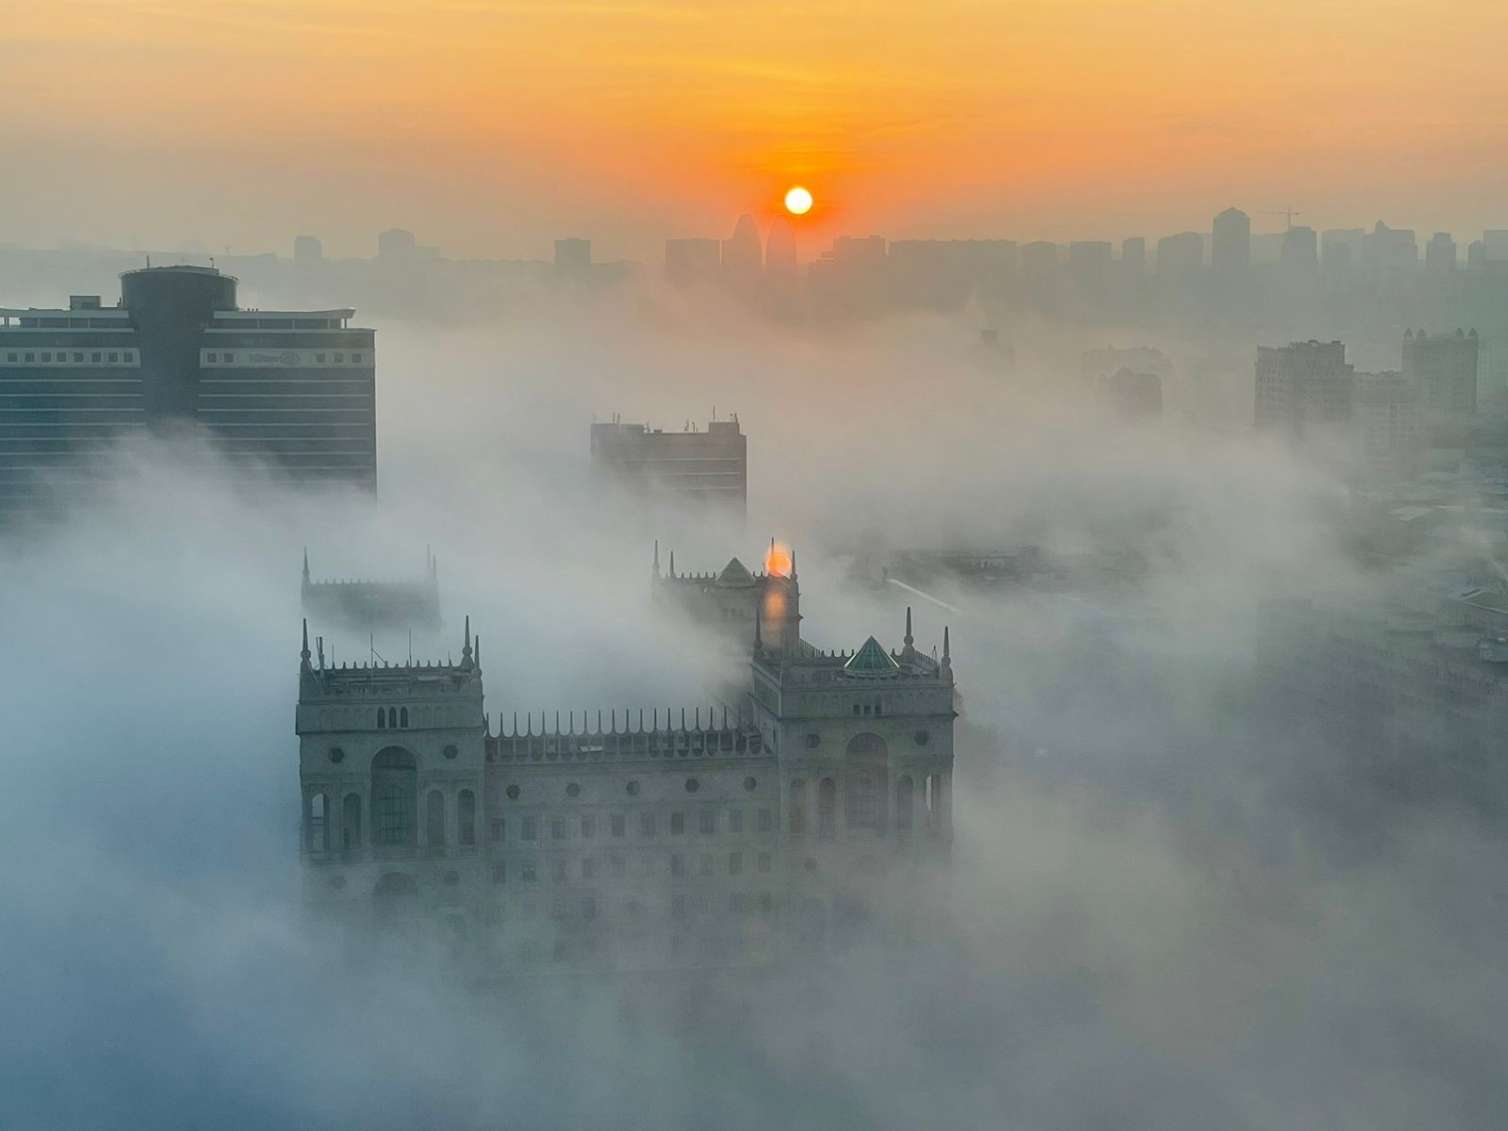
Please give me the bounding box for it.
[2,1,1506,259]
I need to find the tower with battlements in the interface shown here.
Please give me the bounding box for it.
[297,575,956,967]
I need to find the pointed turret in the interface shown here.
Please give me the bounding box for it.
[941,625,953,681]
[300,619,312,673]
[461,615,473,670]
[302,547,310,585]
[653,539,661,580]
[903,606,915,658]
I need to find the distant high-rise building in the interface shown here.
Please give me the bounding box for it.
[764,219,798,283]
[1155,232,1204,281]
[1020,241,1058,306]
[1404,329,1479,421]
[1424,232,1457,274]
[1467,240,1488,269]
[1364,222,1418,272]
[1483,230,1508,263]
[1279,225,1319,273]
[664,238,721,288]
[0,265,376,517]
[1321,228,1365,275]
[377,228,418,260]
[1120,238,1146,276]
[1254,340,1355,438]
[554,238,592,272]
[721,214,763,292]
[590,416,746,510]
[1354,370,1423,479]
[1211,207,1251,275]
[1067,241,1112,301]
[293,235,324,265]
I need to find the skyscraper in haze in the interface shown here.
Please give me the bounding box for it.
[590,416,747,510]
[1279,226,1319,273]
[721,214,763,292]
[764,218,798,283]
[1425,232,1457,274]
[1155,232,1204,282]
[0,265,376,518]
[1211,207,1251,275]
[1254,340,1355,438]
[1403,329,1479,423]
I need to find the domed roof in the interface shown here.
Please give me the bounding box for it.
[843,636,900,676]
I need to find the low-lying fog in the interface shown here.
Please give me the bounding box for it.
[1,292,1503,1129]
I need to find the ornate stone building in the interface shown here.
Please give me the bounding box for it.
[296,581,957,968]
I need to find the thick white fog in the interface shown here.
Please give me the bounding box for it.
[1,290,1504,1129]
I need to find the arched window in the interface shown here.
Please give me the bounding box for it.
[817,778,836,840]
[307,792,329,852]
[342,792,362,849]
[376,708,387,730]
[371,747,417,848]
[844,733,888,834]
[458,789,476,846]
[399,707,409,728]
[427,789,446,847]
[895,776,914,833]
[789,779,806,835]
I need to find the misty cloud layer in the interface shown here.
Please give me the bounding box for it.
[2,294,1505,1129]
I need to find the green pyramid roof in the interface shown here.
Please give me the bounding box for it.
[844,635,900,675]
[716,557,755,586]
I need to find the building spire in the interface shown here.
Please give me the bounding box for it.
[669,549,675,578]
[904,605,914,653]
[473,634,481,671]
[461,615,473,669]
[302,546,310,584]
[941,625,952,680]
[790,547,797,579]
[653,539,660,578]
[300,618,312,672]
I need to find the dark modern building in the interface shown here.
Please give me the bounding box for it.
[590,416,747,510]
[0,265,375,517]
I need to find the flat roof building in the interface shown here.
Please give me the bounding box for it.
[590,416,747,511]
[0,265,376,518]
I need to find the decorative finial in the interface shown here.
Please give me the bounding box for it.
[461,615,473,667]
[300,618,312,671]
[790,548,797,579]
[669,549,675,578]
[944,624,950,659]
[302,547,310,582]
[654,539,660,577]
[473,634,481,670]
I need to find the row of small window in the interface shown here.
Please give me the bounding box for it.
[2,350,136,365]
[502,775,758,801]
[202,351,365,365]
[375,708,408,730]
[490,849,774,885]
[491,807,775,843]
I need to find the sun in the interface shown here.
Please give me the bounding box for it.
[783,186,813,215]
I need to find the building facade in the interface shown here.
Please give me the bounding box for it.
[301,548,442,636]
[590,416,747,510]
[296,601,957,968]
[0,265,375,517]
[1254,340,1355,438]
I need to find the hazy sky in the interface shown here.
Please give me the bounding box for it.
[4,1,1507,259]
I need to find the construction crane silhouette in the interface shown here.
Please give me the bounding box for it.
[1261,207,1303,230]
